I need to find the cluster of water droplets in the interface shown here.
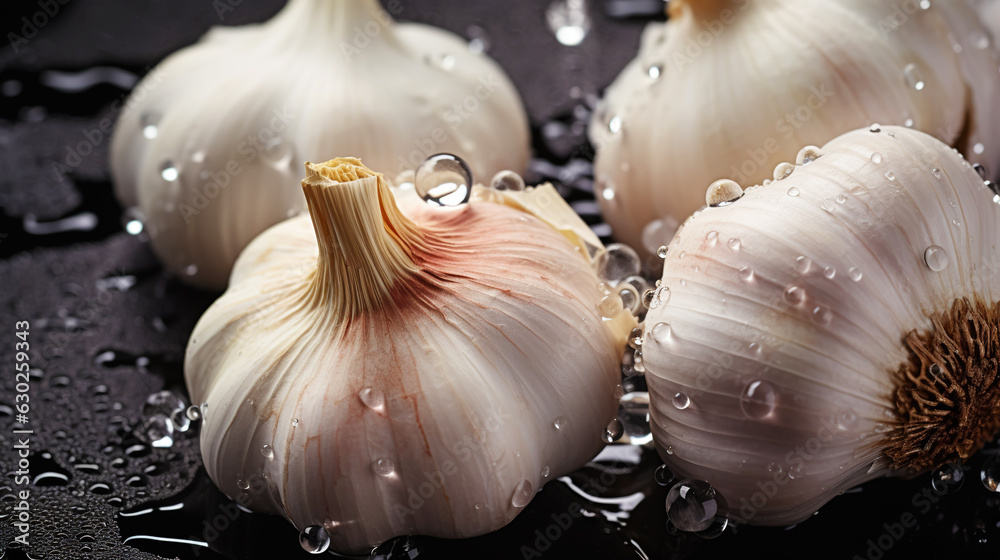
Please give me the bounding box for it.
[138,391,205,449]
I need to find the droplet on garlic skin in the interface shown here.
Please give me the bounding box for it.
[871,152,883,164]
[773,162,795,181]
[782,285,802,305]
[738,266,754,282]
[672,392,691,410]
[740,380,777,419]
[373,458,395,477]
[553,416,568,430]
[705,179,744,207]
[923,245,949,271]
[603,418,624,443]
[359,387,385,411]
[727,238,741,252]
[903,63,925,91]
[511,479,534,508]
[160,161,179,182]
[490,170,526,191]
[414,153,473,207]
[973,163,989,180]
[261,444,274,459]
[795,146,823,165]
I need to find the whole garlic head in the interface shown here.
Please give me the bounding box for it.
[591,0,1000,254]
[185,158,635,553]
[642,126,1000,528]
[111,0,530,290]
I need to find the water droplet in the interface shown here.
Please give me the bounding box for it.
[821,198,836,212]
[541,465,551,478]
[359,387,385,411]
[795,256,812,274]
[903,63,925,91]
[784,286,804,306]
[981,455,1000,492]
[974,163,989,180]
[170,407,191,433]
[260,136,294,169]
[796,146,823,165]
[738,266,754,282]
[141,113,159,139]
[415,154,472,207]
[608,115,622,134]
[972,31,990,49]
[673,392,691,410]
[706,179,744,207]
[657,245,669,259]
[599,294,624,318]
[490,170,525,191]
[141,415,174,448]
[727,238,741,251]
[885,170,896,181]
[184,264,198,276]
[122,206,145,235]
[975,142,986,155]
[651,322,672,343]
[931,463,964,494]
[546,0,591,46]
[740,380,777,419]
[600,179,616,201]
[920,0,930,8]
[706,231,718,246]
[299,525,330,554]
[291,418,299,427]
[648,64,663,80]
[932,167,942,179]
[618,284,640,314]
[261,444,274,459]
[848,267,863,282]
[553,416,568,430]
[836,194,847,204]
[823,266,836,279]
[596,243,641,283]
[811,305,832,326]
[602,418,624,443]
[373,457,394,476]
[511,479,534,508]
[870,152,883,164]
[160,161,179,182]
[869,123,882,133]
[185,405,202,422]
[773,162,794,181]
[786,187,800,197]
[654,464,675,486]
[923,245,948,272]
[665,479,729,533]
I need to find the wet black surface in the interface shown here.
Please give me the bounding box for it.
[1,1,1000,559]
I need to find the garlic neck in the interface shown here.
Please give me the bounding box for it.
[273,0,399,42]
[302,158,422,316]
[668,0,739,20]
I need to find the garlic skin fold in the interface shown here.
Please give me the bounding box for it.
[184,159,634,553]
[111,0,530,290]
[591,0,1000,254]
[643,126,1000,526]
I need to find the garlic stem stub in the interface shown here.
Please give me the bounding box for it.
[111,0,530,290]
[642,126,1000,527]
[184,158,635,553]
[591,0,1000,255]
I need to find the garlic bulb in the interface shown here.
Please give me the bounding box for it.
[184,158,635,553]
[111,0,530,290]
[642,126,1000,528]
[591,0,1000,254]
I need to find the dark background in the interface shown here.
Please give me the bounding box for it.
[0,1,998,559]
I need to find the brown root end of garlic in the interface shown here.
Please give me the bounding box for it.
[885,297,1000,471]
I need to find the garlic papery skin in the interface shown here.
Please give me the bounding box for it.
[184,158,635,553]
[591,0,1000,255]
[642,126,1000,528]
[111,0,530,290]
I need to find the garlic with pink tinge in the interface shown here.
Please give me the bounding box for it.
[184,158,635,553]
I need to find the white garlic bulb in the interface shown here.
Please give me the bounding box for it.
[185,158,635,553]
[591,0,1000,254]
[642,126,1000,528]
[111,0,530,290]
